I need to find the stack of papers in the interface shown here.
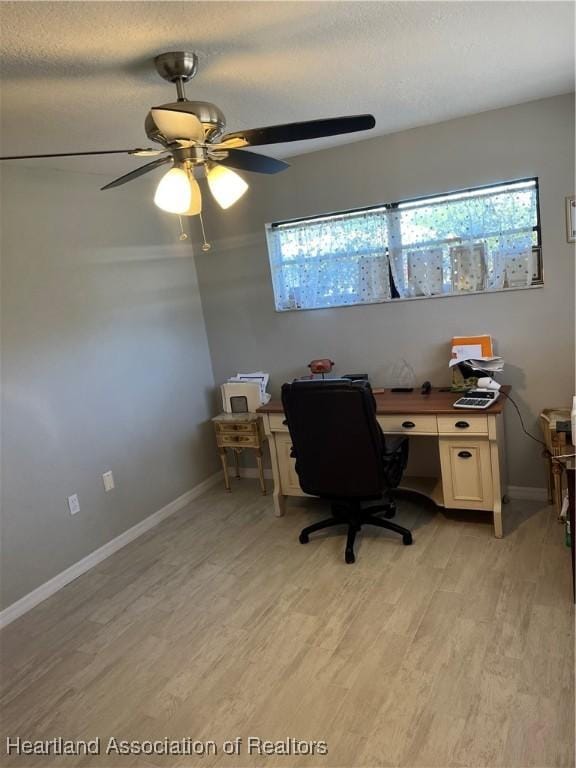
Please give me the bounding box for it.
[449,335,504,374]
[448,355,504,372]
[227,372,271,404]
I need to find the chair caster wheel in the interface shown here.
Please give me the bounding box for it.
[384,504,396,519]
[402,533,413,546]
[345,548,355,564]
[299,532,309,544]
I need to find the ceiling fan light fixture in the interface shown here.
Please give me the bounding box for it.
[180,175,202,216]
[153,167,192,214]
[207,165,248,210]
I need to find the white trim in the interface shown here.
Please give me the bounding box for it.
[507,485,549,502]
[0,471,222,629]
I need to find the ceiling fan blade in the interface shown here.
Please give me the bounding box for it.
[0,148,163,161]
[149,108,204,143]
[211,148,289,175]
[101,156,172,191]
[218,114,376,148]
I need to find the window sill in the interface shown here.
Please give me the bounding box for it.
[274,282,544,313]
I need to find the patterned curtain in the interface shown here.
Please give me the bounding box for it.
[388,183,536,298]
[266,211,390,311]
[267,181,537,310]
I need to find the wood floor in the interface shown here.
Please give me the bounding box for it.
[1,481,574,768]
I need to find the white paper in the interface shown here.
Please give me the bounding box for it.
[452,344,483,362]
[227,372,270,402]
[449,355,504,372]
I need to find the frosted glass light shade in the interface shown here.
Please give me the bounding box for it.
[207,165,248,209]
[154,168,191,214]
[180,176,202,216]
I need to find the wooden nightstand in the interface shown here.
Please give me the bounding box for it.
[212,412,267,494]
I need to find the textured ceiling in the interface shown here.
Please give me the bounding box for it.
[0,1,574,178]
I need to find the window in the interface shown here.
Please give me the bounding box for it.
[265,178,541,311]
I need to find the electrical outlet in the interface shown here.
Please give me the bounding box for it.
[102,471,115,492]
[68,494,80,515]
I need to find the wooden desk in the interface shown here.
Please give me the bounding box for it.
[258,387,509,537]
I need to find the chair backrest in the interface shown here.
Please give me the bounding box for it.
[281,379,384,500]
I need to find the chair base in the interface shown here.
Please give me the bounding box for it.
[299,501,412,563]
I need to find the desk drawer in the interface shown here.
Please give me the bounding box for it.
[379,415,438,435]
[437,415,488,435]
[268,414,289,432]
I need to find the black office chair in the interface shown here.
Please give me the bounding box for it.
[281,379,413,563]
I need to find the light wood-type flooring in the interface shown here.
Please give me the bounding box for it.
[1,481,574,768]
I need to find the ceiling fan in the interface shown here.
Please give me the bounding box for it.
[0,51,376,216]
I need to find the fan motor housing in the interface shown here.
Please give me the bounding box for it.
[145,101,226,145]
[154,52,198,83]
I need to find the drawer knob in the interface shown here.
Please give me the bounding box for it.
[455,421,470,429]
[282,419,288,426]
[458,450,472,459]
[402,421,416,429]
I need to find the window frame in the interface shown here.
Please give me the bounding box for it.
[266,177,543,312]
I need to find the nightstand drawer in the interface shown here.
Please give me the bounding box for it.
[215,433,260,447]
[378,415,438,435]
[216,422,258,434]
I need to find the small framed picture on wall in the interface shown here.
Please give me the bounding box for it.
[566,195,576,243]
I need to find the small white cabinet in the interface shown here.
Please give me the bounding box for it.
[439,438,493,510]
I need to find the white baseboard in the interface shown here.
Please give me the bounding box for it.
[0,471,222,630]
[507,485,549,502]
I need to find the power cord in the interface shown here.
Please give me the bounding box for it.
[494,388,575,463]
[497,388,550,453]
[473,371,563,461]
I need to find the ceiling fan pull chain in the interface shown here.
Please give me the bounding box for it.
[177,215,188,241]
[199,213,211,252]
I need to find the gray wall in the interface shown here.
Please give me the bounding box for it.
[1,166,218,609]
[195,94,575,489]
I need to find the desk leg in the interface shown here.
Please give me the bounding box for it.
[267,431,286,517]
[489,418,503,538]
[233,449,241,479]
[273,491,286,517]
[256,449,266,495]
[219,448,231,492]
[493,498,503,539]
